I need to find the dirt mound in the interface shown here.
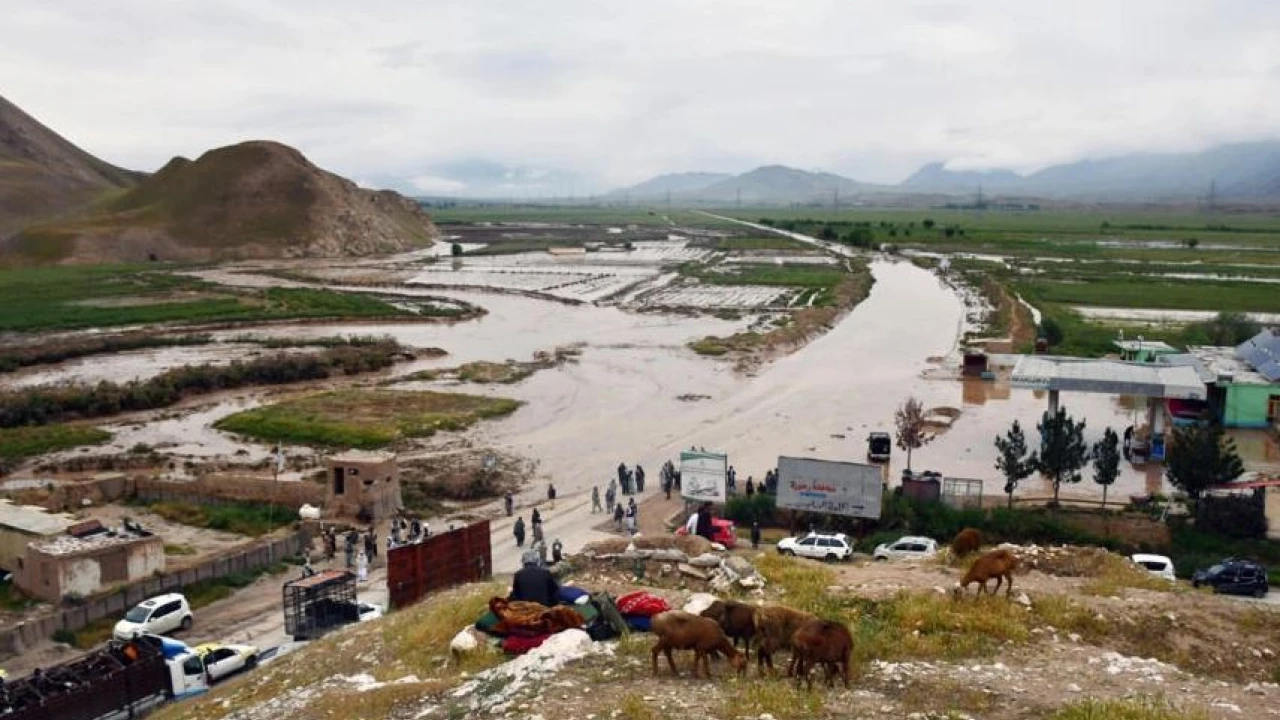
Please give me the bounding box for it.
[583,534,713,556]
[5,140,437,263]
[1000,543,1121,577]
[0,94,140,238]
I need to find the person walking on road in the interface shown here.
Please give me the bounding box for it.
[513,516,526,547]
[547,483,557,509]
[504,492,514,517]
[751,521,762,549]
[605,484,616,514]
[745,477,755,496]
[531,507,542,528]
[551,538,563,565]
[635,464,646,493]
[591,486,603,513]
[613,502,624,530]
[532,520,545,546]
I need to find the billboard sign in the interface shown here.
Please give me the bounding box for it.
[775,456,883,519]
[680,450,727,503]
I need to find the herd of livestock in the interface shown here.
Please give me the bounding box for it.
[647,529,1020,690]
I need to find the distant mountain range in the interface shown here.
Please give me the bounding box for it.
[0,95,437,264]
[902,142,1280,201]
[613,141,1280,205]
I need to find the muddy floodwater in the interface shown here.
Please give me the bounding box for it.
[454,259,1191,503]
[39,253,1274,504]
[3,343,292,388]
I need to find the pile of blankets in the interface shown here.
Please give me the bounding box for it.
[474,588,673,655]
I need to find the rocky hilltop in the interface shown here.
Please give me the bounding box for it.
[1,96,436,263]
[0,95,140,238]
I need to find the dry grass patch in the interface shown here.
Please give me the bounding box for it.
[154,583,504,720]
[214,389,521,448]
[387,581,506,674]
[1050,697,1209,720]
[619,692,667,720]
[1079,553,1179,597]
[896,677,996,716]
[755,552,843,617]
[719,678,825,720]
[849,592,1033,667]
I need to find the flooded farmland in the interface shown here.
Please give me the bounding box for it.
[12,229,1275,504]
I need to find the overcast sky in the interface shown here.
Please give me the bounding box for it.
[5,1,1280,195]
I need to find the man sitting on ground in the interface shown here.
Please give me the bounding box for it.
[510,550,560,606]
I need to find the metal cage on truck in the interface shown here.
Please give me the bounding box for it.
[282,569,360,641]
[1,637,169,720]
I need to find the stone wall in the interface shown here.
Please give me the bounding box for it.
[0,530,309,660]
[135,475,325,510]
[1056,509,1171,550]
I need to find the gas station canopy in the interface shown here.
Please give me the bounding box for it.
[1010,356,1207,400]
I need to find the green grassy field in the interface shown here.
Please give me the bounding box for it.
[1016,277,1280,313]
[214,389,521,448]
[681,262,848,289]
[0,425,111,467]
[708,236,812,251]
[0,265,416,332]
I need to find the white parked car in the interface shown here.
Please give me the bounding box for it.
[776,532,854,562]
[873,536,939,562]
[195,642,259,683]
[114,593,193,640]
[1131,553,1177,582]
[356,601,385,622]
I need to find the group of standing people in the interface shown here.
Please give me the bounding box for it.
[511,505,563,566]
[615,462,645,495]
[320,526,379,582]
[388,515,431,551]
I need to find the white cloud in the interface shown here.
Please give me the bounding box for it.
[3,0,1279,191]
[409,175,468,194]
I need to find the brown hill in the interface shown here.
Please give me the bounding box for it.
[0,95,140,238]
[6,140,437,263]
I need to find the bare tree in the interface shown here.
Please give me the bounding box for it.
[895,397,933,473]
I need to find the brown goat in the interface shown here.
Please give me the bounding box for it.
[650,611,746,678]
[953,548,1020,599]
[950,528,982,559]
[753,604,817,675]
[700,599,757,658]
[790,619,853,690]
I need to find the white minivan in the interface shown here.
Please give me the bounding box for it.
[114,593,193,640]
[1131,553,1177,582]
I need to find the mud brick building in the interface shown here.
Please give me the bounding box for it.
[16,519,164,602]
[326,451,401,523]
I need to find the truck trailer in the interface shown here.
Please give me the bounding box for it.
[0,634,209,720]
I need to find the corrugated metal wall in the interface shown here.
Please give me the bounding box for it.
[387,520,491,609]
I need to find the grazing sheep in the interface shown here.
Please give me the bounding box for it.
[753,604,816,675]
[950,528,983,559]
[790,619,853,690]
[700,599,757,658]
[953,548,1020,599]
[650,610,746,678]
